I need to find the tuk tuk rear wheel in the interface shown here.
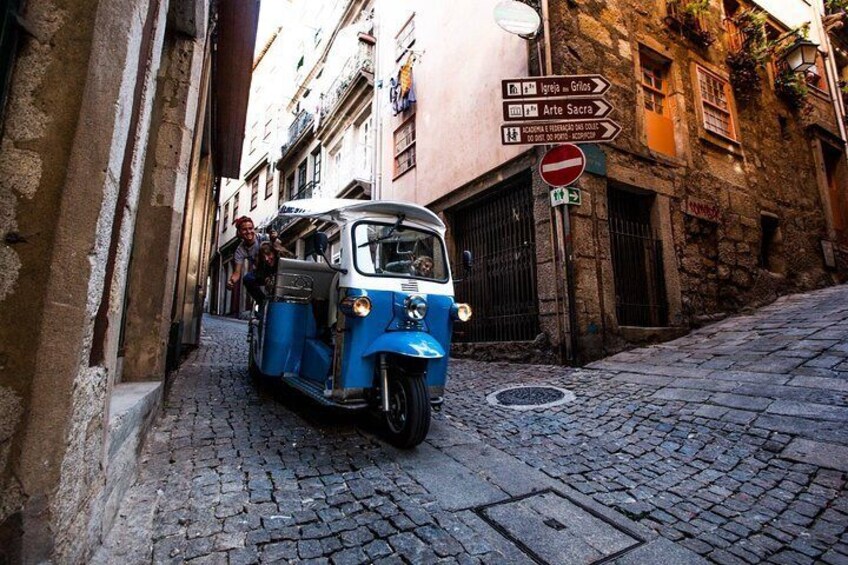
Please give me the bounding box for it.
[384,373,430,449]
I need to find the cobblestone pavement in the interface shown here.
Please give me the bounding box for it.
[95,286,848,564]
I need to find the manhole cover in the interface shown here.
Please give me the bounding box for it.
[486,385,575,411]
[477,490,643,564]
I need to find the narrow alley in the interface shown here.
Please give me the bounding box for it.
[95,285,848,564]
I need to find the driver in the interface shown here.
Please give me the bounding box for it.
[411,256,434,278]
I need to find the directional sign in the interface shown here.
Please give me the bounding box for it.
[501,119,622,146]
[503,99,614,122]
[502,75,611,99]
[540,144,585,187]
[550,187,582,207]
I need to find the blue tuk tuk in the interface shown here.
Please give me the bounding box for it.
[248,199,472,448]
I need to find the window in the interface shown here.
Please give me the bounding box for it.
[640,49,676,157]
[250,176,259,210]
[805,53,828,93]
[393,116,416,178]
[249,121,258,153]
[312,148,322,185]
[264,105,273,139]
[361,117,373,172]
[264,165,274,199]
[222,201,229,231]
[395,15,415,61]
[697,66,736,141]
[297,159,308,198]
[284,173,295,203]
[233,190,239,217]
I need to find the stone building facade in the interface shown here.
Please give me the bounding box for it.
[542,0,848,361]
[0,0,258,562]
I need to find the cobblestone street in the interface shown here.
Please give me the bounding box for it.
[95,286,848,564]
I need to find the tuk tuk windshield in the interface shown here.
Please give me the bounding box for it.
[353,221,449,282]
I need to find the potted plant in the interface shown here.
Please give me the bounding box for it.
[726,8,770,103]
[774,65,809,110]
[666,0,717,47]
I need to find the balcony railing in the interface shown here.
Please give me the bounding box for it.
[327,147,372,196]
[280,111,314,159]
[319,43,374,119]
[665,0,716,47]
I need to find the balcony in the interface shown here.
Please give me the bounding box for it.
[279,110,314,162]
[319,42,374,123]
[327,146,372,198]
[665,0,716,48]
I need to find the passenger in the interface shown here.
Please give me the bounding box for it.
[265,226,279,246]
[412,256,434,278]
[255,242,279,293]
[226,216,267,304]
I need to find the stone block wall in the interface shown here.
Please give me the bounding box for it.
[546,0,847,361]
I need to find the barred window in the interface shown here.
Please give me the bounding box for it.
[222,201,229,231]
[697,66,736,140]
[393,116,416,178]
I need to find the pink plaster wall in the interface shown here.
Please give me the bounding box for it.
[377,0,529,205]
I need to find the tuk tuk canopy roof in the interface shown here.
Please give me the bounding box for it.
[278,199,446,231]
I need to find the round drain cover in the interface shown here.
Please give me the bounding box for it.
[486,385,575,411]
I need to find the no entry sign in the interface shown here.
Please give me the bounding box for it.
[539,144,586,187]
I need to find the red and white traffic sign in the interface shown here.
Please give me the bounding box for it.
[539,144,586,187]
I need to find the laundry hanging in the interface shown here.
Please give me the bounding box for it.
[389,53,417,116]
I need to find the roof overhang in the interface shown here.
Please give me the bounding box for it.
[211,0,261,179]
[277,199,446,231]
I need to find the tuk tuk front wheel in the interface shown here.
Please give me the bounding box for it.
[384,372,430,449]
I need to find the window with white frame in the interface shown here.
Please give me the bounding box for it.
[360,117,372,173]
[264,164,274,199]
[393,116,416,177]
[697,66,736,141]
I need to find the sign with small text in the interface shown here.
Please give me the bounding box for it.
[550,186,582,207]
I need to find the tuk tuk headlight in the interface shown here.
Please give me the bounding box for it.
[341,295,372,317]
[452,303,472,322]
[405,295,428,320]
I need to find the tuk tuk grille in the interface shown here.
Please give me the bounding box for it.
[401,281,419,292]
[451,172,540,343]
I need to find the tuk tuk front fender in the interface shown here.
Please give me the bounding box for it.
[363,332,445,359]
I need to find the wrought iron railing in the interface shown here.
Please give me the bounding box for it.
[280,111,314,159]
[290,180,318,201]
[320,43,374,119]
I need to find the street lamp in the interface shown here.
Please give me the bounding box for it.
[781,38,819,73]
[493,0,541,39]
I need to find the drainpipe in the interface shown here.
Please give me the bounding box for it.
[371,0,383,200]
[540,0,580,364]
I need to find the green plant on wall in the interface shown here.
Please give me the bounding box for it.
[667,0,716,47]
[774,66,809,110]
[726,8,771,102]
[825,0,848,14]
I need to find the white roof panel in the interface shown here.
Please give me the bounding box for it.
[278,199,445,230]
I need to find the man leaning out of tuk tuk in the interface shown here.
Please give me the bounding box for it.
[227,216,268,304]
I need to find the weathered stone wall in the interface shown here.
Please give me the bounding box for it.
[549,0,846,360]
[0,1,100,562]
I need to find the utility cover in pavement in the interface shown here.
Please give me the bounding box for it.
[487,385,575,411]
[478,491,642,564]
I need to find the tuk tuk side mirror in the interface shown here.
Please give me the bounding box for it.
[462,250,473,272]
[311,232,329,257]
